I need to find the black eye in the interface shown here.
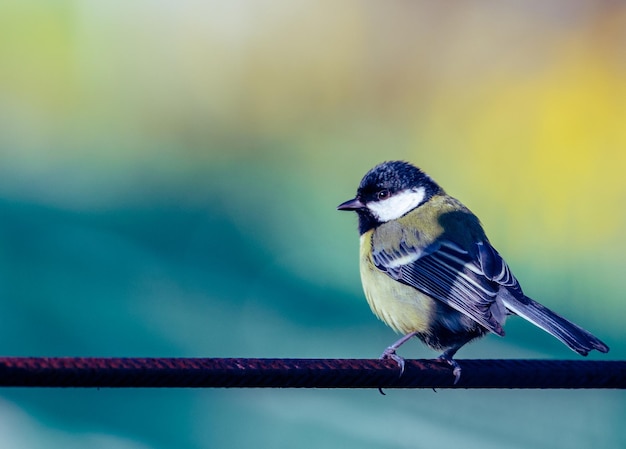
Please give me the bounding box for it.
[377,189,390,200]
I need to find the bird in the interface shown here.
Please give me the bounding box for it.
[337,160,609,383]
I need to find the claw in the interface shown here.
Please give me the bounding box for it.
[380,346,406,376]
[378,331,419,378]
[437,353,462,384]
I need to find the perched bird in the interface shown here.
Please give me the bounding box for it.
[337,161,609,382]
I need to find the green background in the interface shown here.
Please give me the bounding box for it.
[0,1,624,448]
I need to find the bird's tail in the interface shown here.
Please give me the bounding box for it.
[502,294,609,355]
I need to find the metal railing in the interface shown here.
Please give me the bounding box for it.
[0,357,623,389]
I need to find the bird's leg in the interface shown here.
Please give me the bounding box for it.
[379,331,419,376]
[437,344,464,384]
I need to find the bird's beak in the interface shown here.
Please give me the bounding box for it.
[337,197,365,211]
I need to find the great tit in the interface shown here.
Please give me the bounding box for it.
[338,160,609,382]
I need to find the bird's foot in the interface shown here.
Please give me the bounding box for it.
[380,347,406,376]
[437,353,461,384]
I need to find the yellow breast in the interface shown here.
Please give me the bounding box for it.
[359,231,436,335]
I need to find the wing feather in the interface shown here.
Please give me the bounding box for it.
[373,240,518,335]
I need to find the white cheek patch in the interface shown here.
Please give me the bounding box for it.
[367,187,426,222]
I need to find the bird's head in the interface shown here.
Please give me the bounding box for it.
[337,161,442,234]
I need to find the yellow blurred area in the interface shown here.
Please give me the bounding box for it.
[421,11,626,252]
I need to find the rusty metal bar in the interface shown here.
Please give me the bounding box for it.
[0,357,623,389]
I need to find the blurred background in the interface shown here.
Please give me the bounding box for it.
[0,1,625,448]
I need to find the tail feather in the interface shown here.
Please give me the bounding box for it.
[502,294,609,355]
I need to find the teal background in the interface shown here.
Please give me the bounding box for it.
[0,1,625,448]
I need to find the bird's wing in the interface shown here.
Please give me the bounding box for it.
[474,241,526,302]
[372,239,523,335]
